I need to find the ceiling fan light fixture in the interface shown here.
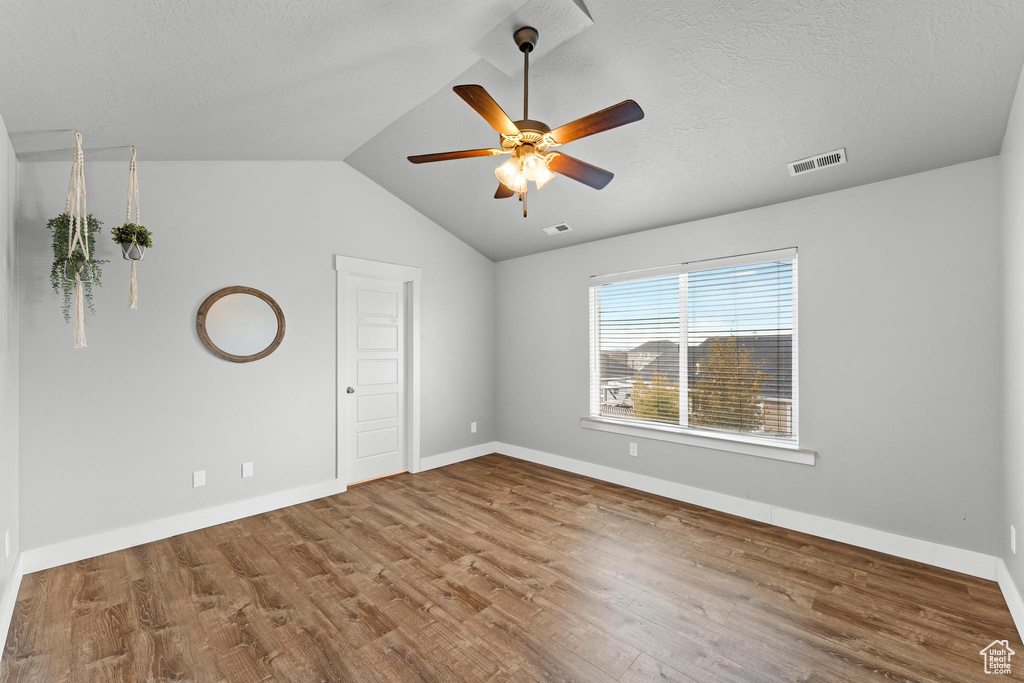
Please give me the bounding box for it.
[408,26,644,218]
[534,164,555,189]
[495,157,527,193]
[520,148,545,180]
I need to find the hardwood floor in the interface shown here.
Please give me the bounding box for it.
[2,454,1020,682]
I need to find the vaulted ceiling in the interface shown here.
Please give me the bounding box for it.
[3,0,1024,260]
[348,0,1024,260]
[0,0,517,160]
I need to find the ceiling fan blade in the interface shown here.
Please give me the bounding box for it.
[548,152,614,189]
[549,100,644,145]
[453,85,521,137]
[494,183,515,199]
[408,148,503,164]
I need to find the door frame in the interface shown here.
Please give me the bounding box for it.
[335,255,422,486]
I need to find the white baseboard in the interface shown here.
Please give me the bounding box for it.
[19,441,503,576]
[22,478,348,574]
[770,506,996,580]
[501,443,772,522]
[998,560,1024,641]
[10,441,1016,647]
[497,443,999,582]
[0,552,25,666]
[420,441,500,472]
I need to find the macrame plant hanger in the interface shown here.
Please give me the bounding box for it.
[64,132,90,348]
[123,145,144,309]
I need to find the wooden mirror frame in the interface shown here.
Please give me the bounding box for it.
[196,286,286,363]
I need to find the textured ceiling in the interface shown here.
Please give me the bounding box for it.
[3,1,1024,261]
[472,0,593,76]
[0,0,519,161]
[348,0,1024,260]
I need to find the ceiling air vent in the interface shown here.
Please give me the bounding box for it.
[542,222,572,236]
[788,148,846,177]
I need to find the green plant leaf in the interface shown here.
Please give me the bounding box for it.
[110,222,154,248]
[47,213,109,322]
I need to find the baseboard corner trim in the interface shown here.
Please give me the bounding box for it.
[0,552,26,667]
[998,559,1024,641]
[496,442,998,582]
[420,441,500,472]
[21,478,348,575]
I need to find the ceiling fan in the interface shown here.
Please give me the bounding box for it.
[408,26,644,218]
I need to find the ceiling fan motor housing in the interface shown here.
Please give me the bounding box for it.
[501,124,552,154]
[514,26,539,52]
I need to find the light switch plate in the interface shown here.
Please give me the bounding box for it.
[471,422,477,434]
[193,470,206,488]
[242,462,254,479]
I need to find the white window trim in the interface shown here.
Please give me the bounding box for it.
[580,416,816,465]
[588,247,806,463]
[589,247,797,285]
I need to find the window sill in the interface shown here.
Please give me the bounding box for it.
[579,417,816,466]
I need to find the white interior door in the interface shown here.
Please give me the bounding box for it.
[345,276,406,484]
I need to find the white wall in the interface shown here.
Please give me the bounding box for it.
[496,157,1002,554]
[16,161,496,550]
[1003,65,1024,587]
[0,116,19,617]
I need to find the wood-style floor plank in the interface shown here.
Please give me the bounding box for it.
[2,454,1020,682]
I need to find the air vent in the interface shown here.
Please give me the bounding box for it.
[788,148,846,177]
[542,223,572,236]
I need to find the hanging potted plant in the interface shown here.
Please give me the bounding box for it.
[47,212,107,323]
[113,146,151,309]
[111,222,152,261]
[51,131,108,348]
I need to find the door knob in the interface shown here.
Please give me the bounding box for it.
[346,386,355,394]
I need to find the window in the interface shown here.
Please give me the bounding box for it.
[589,249,797,445]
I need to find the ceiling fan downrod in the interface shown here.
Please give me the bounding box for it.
[514,26,538,217]
[514,26,538,120]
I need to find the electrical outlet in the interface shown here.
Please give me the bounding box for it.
[629,442,638,457]
[471,421,477,434]
[4,529,9,559]
[193,470,206,488]
[242,462,254,479]
[1013,525,1017,555]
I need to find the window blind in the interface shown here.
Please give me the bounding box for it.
[594,275,681,426]
[590,251,796,443]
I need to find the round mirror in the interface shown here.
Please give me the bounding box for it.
[197,286,285,362]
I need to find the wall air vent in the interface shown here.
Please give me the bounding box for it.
[542,222,572,236]
[788,148,846,177]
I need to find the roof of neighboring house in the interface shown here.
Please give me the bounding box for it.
[600,352,634,379]
[637,349,680,385]
[629,340,679,356]
[636,335,792,400]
